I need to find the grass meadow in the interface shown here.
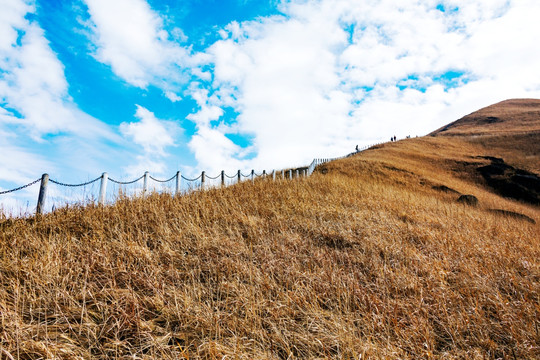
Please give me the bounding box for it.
[1,137,539,359]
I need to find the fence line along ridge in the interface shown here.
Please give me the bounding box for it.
[1,142,383,215]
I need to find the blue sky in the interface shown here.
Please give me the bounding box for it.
[2,0,540,211]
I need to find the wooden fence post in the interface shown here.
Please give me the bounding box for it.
[237,170,241,183]
[221,170,225,187]
[251,169,254,183]
[175,171,181,196]
[263,170,266,179]
[272,170,276,181]
[201,171,205,190]
[99,172,108,205]
[288,169,292,179]
[295,169,299,179]
[143,171,149,196]
[36,173,49,215]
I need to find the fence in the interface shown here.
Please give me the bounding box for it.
[0,142,383,216]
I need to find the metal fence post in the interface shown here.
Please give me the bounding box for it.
[296,169,299,179]
[99,172,108,205]
[175,171,181,196]
[36,173,49,215]
[272,170,276,181]
[288,169,292,179]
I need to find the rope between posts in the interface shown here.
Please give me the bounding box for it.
[205,173,221,180]
[49,176,102,187]
[241,172,251,178]
[225,173,237,179]
[109,174,145,185]
[181,174,202,182]
[0,178,41,195]
[149,174,177,183]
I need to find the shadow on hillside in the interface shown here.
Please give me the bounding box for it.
[476,156,540,205]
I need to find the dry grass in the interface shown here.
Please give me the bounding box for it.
[430,98,540,173]
[431,98,540,136]
[1,136,539,359]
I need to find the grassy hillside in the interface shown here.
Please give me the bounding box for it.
[1,102,539,359]
[430,98,540,173]
[431,98,540,136]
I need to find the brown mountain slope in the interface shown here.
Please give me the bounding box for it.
[429,98,540,175]
[342,99,540,207]
[0,101,538,359]
[336,136,540,208]
[430,98,540,136]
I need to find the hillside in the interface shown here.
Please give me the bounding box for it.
[431,98,540,136]
[1,101,539,359]
[430,98,540,174]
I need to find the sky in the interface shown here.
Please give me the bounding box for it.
[1,0,540,210]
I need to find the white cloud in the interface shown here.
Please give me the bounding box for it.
[4,0,540,190]
[202,2,357,169]
[188,127,247,174]
[83,0,203,92]
[190,0,540,171]
[0,141,49,184]
[119,105,180,176]
[120,105,178,156]
[165,91,182,102]
[0,0,124,197]
[186,87,224,126]
[0,2,115,140]
[0,0,33,54]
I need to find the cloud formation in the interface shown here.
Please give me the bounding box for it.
[76,0,540,174]
[83,0,202,90]
[194,0,540,171]
[119,105,180,176]
[3,0,540,199]
[0,0,120,190]
[120,105,177,156]
[0,2,110,139]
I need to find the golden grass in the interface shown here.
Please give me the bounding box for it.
[431,99,540,136]
[1,137,539,359]
[430,98,540,173]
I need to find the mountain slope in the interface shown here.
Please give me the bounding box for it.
[0,101,539,359]
[430,98,540,174]
[431,98,540,136]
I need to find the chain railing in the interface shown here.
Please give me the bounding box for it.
[49,176,102,187]
[0,178,41,195]
[1,141,386,216]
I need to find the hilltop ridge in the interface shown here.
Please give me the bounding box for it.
[428,98,540,175]
[430,98,540,136]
